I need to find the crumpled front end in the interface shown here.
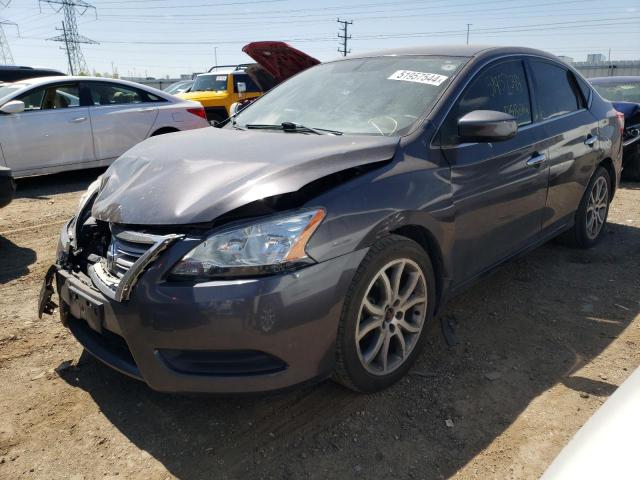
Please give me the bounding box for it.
[48,181,367,393]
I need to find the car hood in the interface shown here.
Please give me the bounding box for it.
[242,41,320,83]
[91,128,399,225]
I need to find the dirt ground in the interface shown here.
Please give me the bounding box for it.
[0,169,639,480]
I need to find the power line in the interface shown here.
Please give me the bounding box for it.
[337,18,352,57]
[40,0,98,74]
[93,0,603,21]
[17,16,634,45]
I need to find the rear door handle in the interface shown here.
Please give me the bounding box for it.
[70,116,87,123]
[584,135,597,146]
[137,107,156,112]
[526,153,546,168]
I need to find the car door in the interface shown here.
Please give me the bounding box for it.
[85,81,160,161]
[439,58,550,285]
[526,58,602,230]
[0,82,94,175]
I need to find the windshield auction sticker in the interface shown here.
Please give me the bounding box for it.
[388,70,449,86]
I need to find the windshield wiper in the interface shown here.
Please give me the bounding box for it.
[245,122,342,135]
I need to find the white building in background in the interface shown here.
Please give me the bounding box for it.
[586,53,607,63]
[557,56,574,64]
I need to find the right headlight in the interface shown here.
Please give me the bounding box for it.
[170,209,325,279]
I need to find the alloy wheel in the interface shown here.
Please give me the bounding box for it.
[586,176,608,240]
[355,258,428,375]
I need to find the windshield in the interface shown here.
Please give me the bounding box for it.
[0,82,27,101]
[191,74,228,92]
[234,56,467,136]
[592,81,640,103]
[166,81,193,94]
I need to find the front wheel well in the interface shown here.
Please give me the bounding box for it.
[390,225,445,314]
[151,127,180,136]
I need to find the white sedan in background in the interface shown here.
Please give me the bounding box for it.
[0,76,210,178]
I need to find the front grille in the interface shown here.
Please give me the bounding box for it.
[89,227,184,302]
[107,234,153,278]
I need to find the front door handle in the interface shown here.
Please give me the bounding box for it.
[526,153,546,168]
[584,135,597,146]
[70,116,87,123]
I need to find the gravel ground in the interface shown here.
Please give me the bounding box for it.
[0,169,639,480]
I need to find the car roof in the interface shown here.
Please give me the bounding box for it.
[10,75,166,90]
[342,44,558,61]
[589,76,640,84]
[1,76,183,103]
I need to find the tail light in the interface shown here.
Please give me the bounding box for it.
[615,111,625,134]
[187,107,207,120]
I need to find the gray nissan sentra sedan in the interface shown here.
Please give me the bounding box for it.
[40,45,623,394]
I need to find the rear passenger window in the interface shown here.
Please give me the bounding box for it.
[441,60,531,145]
[87,83,164,106]
[530,60,581,120]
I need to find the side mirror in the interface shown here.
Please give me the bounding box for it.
[458,110,517,142]
[0,100,25,114]
[229,102,241,116]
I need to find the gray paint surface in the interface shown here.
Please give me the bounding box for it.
[92,127,399,225]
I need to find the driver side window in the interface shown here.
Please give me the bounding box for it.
[16,84,81,111]
[441,60,532,145]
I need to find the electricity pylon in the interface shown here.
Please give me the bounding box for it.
[0,19,17,64]
[1,0,16,65]
[40,0,98,75]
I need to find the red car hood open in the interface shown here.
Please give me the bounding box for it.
[242,41,320,83]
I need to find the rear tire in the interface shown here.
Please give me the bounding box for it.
[561,166,611,248]
[333,235,436,393]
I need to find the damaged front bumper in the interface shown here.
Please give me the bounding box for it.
[43,223,368,393]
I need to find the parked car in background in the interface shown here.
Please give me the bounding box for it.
[163,79,193,95]
[0,65,65,83]
[230,41,320,116]
[590,76,640,180]
[176,65,264,124]
[42,45,622,394]
[0,166,15,208]
[0,76,209,178]
[178,43,319,125]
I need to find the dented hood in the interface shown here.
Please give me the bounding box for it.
[91,128,399,225]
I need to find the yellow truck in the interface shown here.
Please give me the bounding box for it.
[176,66,263,124]
[177,42,320,125]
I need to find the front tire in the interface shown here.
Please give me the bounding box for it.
[333,235,436,393]
[563,166,611,248]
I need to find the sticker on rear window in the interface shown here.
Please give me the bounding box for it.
[388,70,448,86]
[216,76,226,81]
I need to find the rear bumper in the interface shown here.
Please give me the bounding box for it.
[56,248,367,393]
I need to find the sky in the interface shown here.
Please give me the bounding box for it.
[1,0,639,78]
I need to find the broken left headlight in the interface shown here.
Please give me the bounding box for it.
[170,209,325,279]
